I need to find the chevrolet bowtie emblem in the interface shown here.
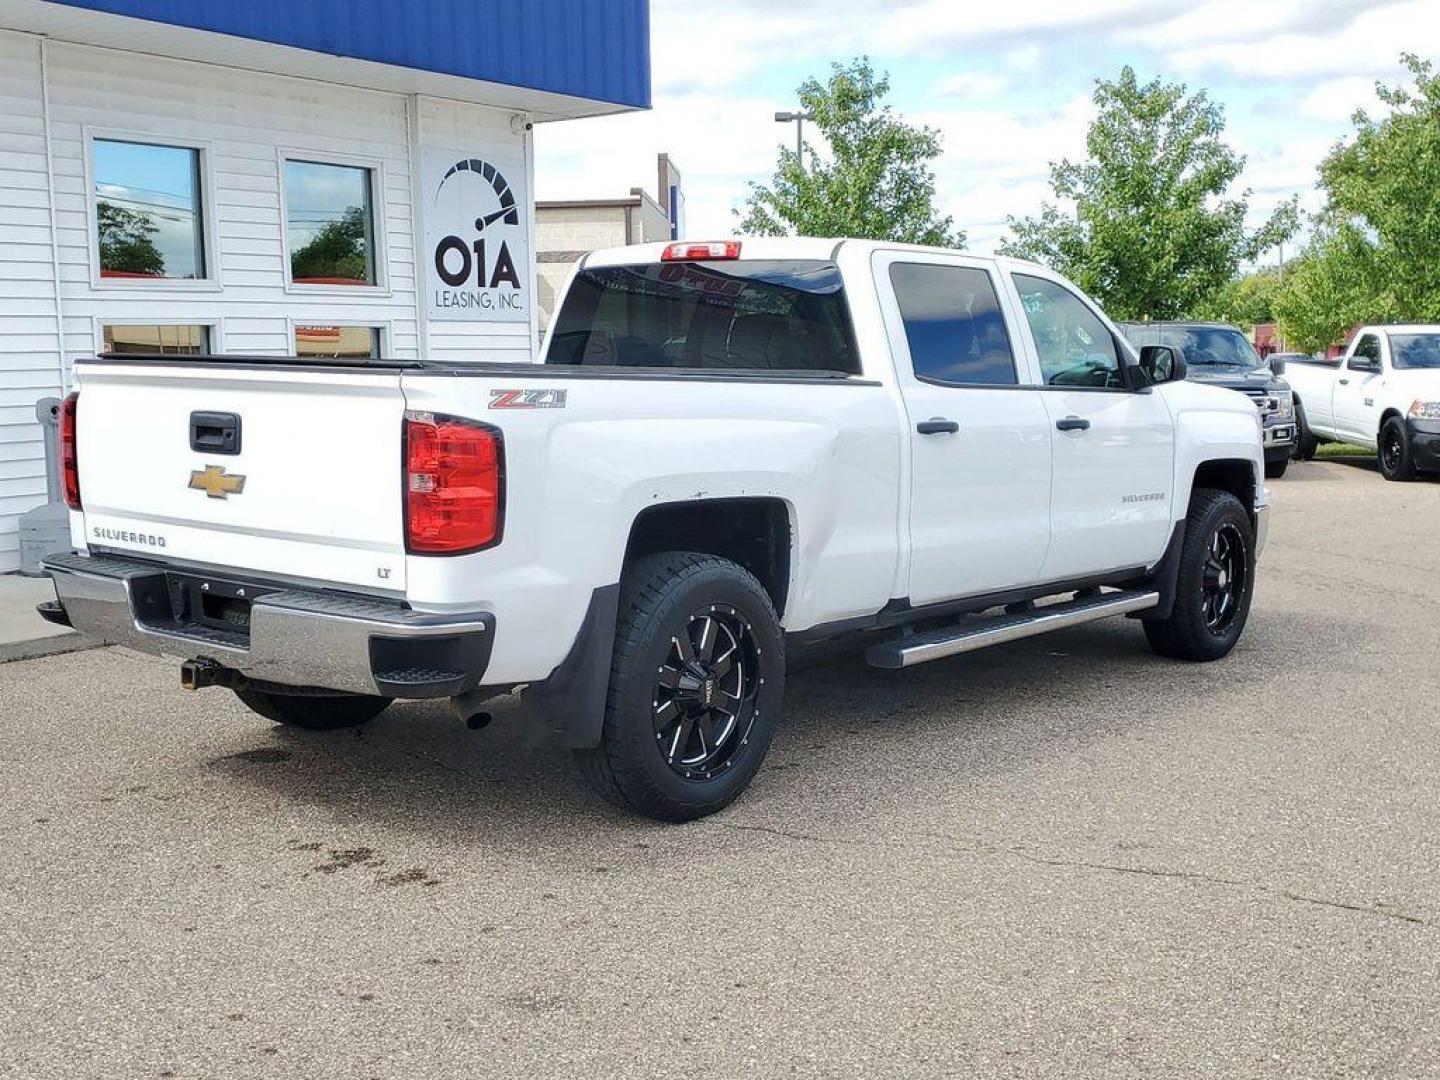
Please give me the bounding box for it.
[189,465,246,499]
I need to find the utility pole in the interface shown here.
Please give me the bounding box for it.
[774,110,812,173]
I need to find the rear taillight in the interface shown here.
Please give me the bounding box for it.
[404,412,503,554]
[60,391,80,510]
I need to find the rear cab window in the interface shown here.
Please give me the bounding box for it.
[545,260,861,375]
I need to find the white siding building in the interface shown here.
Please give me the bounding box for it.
[0,0,651,571]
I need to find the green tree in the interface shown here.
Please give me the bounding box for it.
[1193,268,1284,328]
[740,58,962,247]
[1000,67,1298,320]
[96,201,164,276]
[290,205,371,283]
[1274,54,1440,350]
[1273,224,1386,353]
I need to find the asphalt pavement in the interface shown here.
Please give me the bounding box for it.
[2,457,1438,1079]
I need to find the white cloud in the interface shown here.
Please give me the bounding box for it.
[1159,0,1438,79]
[535,92,791,236]
[1119,0,1376,49]
[537,0,1421,257]
[644,0,1423,93]
[646,0,1162,92]
[932,72,1011,99]
[1297,76,1385,123]
[1002,44,1044,73]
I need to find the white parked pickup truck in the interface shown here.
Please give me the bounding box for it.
[1285,325,1440,481]
[42,239,1270,821]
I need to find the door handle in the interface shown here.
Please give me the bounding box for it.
[916,418,960,435]
[1338,378,1349,385]
[1056,416,1091,432]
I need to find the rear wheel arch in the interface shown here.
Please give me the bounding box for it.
[622,497,793,617]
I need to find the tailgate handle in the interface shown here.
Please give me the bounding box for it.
[190,412,242,456]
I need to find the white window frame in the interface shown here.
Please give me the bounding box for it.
[277,148,391,297]
[84,126,222,293]
[95,317,225,356]
[286,317,391,360]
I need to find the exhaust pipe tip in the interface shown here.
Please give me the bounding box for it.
[450,688,503,730]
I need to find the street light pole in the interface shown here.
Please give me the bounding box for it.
[774,110,813,172]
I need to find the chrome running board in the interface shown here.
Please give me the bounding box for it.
[865,589,1160,670]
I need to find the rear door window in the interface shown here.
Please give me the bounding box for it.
[545,260,860,375]
[889,263,1018,386]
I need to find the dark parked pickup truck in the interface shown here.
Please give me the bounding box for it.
[1120,321,1297,479]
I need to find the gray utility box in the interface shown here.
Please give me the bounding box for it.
[17,397,72,576]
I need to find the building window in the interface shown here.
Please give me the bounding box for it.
[103,324,212,355]
[284,160,377,286]
[294,325,382,359]
[94,139,206,281]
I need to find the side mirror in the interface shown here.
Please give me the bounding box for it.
[1269,355,1287,377]
[1138,344,1187,385]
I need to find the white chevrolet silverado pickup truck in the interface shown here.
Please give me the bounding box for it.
[42,238,1270,821]
[1285,324,1440,481]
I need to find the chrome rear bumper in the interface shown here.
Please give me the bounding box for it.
[42,551,493,698]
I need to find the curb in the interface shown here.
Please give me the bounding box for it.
[0,633,104,665]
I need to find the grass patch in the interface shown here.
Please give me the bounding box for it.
[1315,441,1372,459]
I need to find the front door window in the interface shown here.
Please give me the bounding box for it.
[1013,274,1126,389]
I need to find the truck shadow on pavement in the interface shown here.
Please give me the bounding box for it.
[204,603,1359,844]
[1294,455,1439,483]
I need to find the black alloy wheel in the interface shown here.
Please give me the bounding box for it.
[652,604,762,781]
[1383,425,1404,473]
[574,551,785,822]
[1379,416,1416,481]
[1200,521,1248,637]
[1142,488,1255,662]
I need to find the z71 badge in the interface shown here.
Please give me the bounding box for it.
[489,389,567,410]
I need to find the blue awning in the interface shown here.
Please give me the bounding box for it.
[46,0,651,109]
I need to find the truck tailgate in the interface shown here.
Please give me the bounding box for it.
[74,360,408,592]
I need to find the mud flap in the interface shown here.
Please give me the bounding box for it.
[523,584,620,749]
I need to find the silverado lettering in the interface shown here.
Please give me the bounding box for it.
[92,527,166,548]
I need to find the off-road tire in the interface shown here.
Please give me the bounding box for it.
[234,688,392,730]
[1378,415,1418,481]
[574,552,785,822]
[1143,488,1255,662]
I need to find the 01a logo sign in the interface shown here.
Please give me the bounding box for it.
[425,151,530,323]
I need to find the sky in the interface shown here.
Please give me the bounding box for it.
[534,0,1440,258]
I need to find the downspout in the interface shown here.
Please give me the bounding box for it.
[405,95,430,362]
[38,37,67,384]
